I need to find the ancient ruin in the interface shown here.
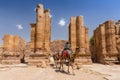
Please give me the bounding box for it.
[2,34,26,64]
[94,20,120,63]
[116,20,120,51]
[30,4,51,53]
[28,4,51,66]
[1,3,120,66]
[69,16,91,64]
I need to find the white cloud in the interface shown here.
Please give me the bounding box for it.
[34,7,36,11]
[58,18,66,27]
[16,24,23,30]
[49,14,52,18]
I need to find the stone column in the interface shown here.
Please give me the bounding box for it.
[69,17,76,52]
[99,24,106,55]
[76,16,85,53]
[85,27,90,54]
[116,20,120,53]
[98,24,107,63]
[94,28,100,62]
[30,24,36,52]
[115,20,120,35]
[44,9,51,53]
[105,20,118,55]
[69,16,92,64]
[36,4,44,50]
[76,16,83,48]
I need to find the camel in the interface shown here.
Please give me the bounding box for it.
[59,48,80,75]
[53,52,62,68]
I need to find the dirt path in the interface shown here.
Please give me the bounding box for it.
[0,63,119,80]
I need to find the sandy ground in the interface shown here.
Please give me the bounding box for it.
[0,63,120,80]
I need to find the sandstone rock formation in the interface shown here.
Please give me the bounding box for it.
[50,40,67,53]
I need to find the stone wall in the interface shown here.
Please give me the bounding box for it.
[2,34,26,64]
[2,34,26,53]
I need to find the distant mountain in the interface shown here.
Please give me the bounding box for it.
[50,40,67,53]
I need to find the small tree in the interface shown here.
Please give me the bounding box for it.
[90,36,94,46]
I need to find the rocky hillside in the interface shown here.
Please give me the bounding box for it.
[50,40,67,53]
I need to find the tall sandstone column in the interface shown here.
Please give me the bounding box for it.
[99,24,107,55]
[105,21,118,55]
[30,4,51,53]
[36,4,44,50]
[30,24,36,51]
[85,27,90,54]
[76,16,86,53]
[69,17,76,52]
[69,16,90,54]
[44,10,51,52]
[115,20,120,54]
[69,16,91,64]
[99,24,107,63]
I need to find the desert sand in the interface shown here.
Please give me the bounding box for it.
[0,63,120,80]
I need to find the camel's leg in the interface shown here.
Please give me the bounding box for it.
[56,61,58,68]
[59,60,61,70]
[59,59,63,71]
[71,64,75,75]
[67,62,70,73]
[61,60,64,71]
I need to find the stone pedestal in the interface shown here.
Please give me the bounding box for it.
[75,57,92,65]
[1,54,21,64]
[74,54,92,69]
[28,54,49,67]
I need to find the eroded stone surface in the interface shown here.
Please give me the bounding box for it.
[94,20,120,63]
[30,4,51,53]
[69,16,91,64]
[2,34,26,64]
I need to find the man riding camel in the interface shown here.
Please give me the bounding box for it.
[62,42,73,58]
[64,42,71,50]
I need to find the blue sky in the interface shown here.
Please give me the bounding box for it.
[0,0,120,44]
